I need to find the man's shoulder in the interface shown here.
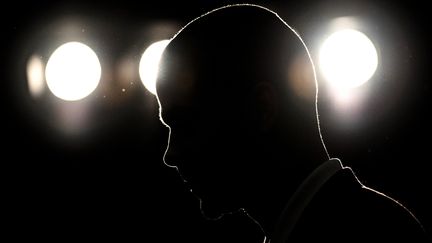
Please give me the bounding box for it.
[289,167,430,242]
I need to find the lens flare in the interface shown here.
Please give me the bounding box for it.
[139,40,170,95]
[26,55,45,98]
[45,42,101,101]
[319,29,378,90]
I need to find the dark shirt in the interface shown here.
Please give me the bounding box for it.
[272,159,429,242]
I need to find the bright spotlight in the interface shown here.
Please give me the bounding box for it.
[45,42,101,101]
[139,40,170,95]
[319,29,378,90]
[26,55,45,98]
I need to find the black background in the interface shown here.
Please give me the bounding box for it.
[3,0,431,241]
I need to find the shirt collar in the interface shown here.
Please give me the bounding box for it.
[270,158,343,243]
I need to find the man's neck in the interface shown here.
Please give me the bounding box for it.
[245,152,328,237]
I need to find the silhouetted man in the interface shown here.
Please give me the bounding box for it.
[156,4,429,242]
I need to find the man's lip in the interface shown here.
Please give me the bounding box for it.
[176,167,194,186]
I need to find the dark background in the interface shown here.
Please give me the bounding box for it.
[3,0,431,241]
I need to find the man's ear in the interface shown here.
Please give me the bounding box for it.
[252,82,279,131]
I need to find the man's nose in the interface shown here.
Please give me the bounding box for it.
[162,128,192,168]
[163,146,181,168]
[162,132,187,168]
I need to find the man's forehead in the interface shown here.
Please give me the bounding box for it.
[157,37,232,109]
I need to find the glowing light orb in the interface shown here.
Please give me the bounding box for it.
[139,40,170,95]
[319,29,378,90]
[45,42,101,101]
